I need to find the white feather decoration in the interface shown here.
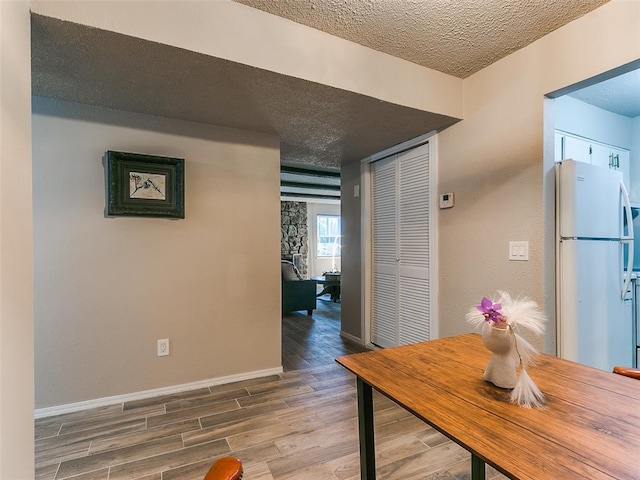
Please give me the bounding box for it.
[510,366,545,408]
[467,291,547,408]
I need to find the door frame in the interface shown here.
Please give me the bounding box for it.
[360,131,439,347]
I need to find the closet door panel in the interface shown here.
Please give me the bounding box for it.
[372,156,397,266]
[372,272,397,348]
[398,147,430,345]
[399,148,430,271]
[399,276,430,345]
[371,142,431,348]
[371,156,398,347]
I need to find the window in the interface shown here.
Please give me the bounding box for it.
[317,215,341,257]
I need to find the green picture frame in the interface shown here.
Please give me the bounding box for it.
[105,150,185,219]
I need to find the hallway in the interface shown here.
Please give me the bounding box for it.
[282,298,366,371]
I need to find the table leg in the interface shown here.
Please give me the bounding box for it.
[471,454,486,480]
[356,377,376,480]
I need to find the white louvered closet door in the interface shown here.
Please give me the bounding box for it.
[371,143,431,348]
[371,155,398,348]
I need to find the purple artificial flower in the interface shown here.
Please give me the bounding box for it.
[476,297,504,324]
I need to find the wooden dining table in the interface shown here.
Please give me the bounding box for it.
[335,333,640,480]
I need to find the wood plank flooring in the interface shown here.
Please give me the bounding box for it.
[35,298,507,480]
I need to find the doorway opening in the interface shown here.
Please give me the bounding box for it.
[544,61,640,368]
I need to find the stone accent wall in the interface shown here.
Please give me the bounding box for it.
[281,201,308,276]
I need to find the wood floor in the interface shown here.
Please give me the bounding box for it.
[35,298,507,480]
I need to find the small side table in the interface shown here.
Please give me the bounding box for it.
[312,273,341,302]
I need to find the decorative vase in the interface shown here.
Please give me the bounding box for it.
[481,324,517,389]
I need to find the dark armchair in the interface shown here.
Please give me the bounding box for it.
[281,260,316,316]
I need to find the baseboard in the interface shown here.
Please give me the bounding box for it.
[340,330,363,345]
[34,366,283,419]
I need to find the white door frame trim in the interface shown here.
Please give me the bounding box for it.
[360,131,439,347]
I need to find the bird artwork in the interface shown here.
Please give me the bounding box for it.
[129,172,166,200]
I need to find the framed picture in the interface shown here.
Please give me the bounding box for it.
[105,150,185,218]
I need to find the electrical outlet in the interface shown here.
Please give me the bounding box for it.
[157,339,169,356]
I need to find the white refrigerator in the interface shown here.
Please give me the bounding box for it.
[556,159,635,371]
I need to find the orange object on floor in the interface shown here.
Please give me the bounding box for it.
[203,457,243,480]
[613,365,640,380]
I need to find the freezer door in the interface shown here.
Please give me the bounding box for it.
[559,239,633,370]
[558,159,623,239]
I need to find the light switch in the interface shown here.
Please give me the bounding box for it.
[508,241,529,261]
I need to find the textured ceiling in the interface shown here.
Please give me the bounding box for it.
[236,0,640,119]
[233,0,609,78]
[31,0,626,180]
[31,14,458,170]
[569,69,640,118]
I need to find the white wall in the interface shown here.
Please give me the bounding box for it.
[555,95,633,149]
[33,97,281,409]
[0,2,34,477]
[437,0,640,352]
[307,202,341,278]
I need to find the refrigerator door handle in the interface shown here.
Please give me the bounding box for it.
[621,180,634,299]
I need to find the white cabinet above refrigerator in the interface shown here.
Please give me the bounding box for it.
[555,130,630,189]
